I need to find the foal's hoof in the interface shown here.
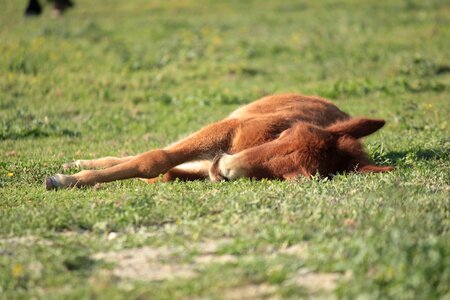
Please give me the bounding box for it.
[209,154,228,182]
[45,176,61,190]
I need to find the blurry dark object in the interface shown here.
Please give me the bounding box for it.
[52,0,74,17]
[24,0,42,16]
[24,0,74,17]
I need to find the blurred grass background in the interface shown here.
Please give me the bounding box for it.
[0,0,449,299]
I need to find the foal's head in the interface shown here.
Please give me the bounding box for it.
[209,118,393,181]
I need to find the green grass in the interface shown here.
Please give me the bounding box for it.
[1,0,449,299]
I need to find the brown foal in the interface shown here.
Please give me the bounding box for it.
[45,94,393,189]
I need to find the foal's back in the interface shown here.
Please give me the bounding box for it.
[226,94,350,153]
[228,94,350,127]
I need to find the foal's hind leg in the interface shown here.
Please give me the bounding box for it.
[45,119,239,189]
[63,156,136,170]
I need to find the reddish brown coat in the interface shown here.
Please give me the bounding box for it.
[45,94,393,189]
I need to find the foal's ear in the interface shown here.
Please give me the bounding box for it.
[357,165,394,173]
[327,118,386,139]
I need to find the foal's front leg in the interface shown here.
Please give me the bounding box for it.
[45,119,239,189]
[46,149,172,189]
[63,156,136,170]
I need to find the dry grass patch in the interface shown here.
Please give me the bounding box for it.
[0,235,52,247]
[92,239,235,282]
[93,245,196,281]
[287,268,351,296]
[279,242,309,259]
[225,283,279,300]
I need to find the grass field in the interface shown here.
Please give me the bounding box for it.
[1,0,449,299]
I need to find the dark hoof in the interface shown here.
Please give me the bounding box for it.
[45,176,59,190]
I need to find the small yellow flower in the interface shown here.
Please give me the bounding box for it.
[211,36,222,46]
[7,172,14,177]
[12,264,24,277]
[291,32,302,45]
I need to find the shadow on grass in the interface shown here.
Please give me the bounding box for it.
[1,128,81,140]
[385,148,449,164]
[64,255,96,272]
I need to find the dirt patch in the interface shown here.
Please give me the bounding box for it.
[0,235,52,246]
[225,284,279,300]
[93,245,175,262]
[93,246,196,281]
[114,262,196,281]
[288,268,341,293]
[279,243,309,259]
[91,238,343,292]
[191,238,232,253]
[92,239,234,282]
[191,239,237,264]
[194,254,238,264]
